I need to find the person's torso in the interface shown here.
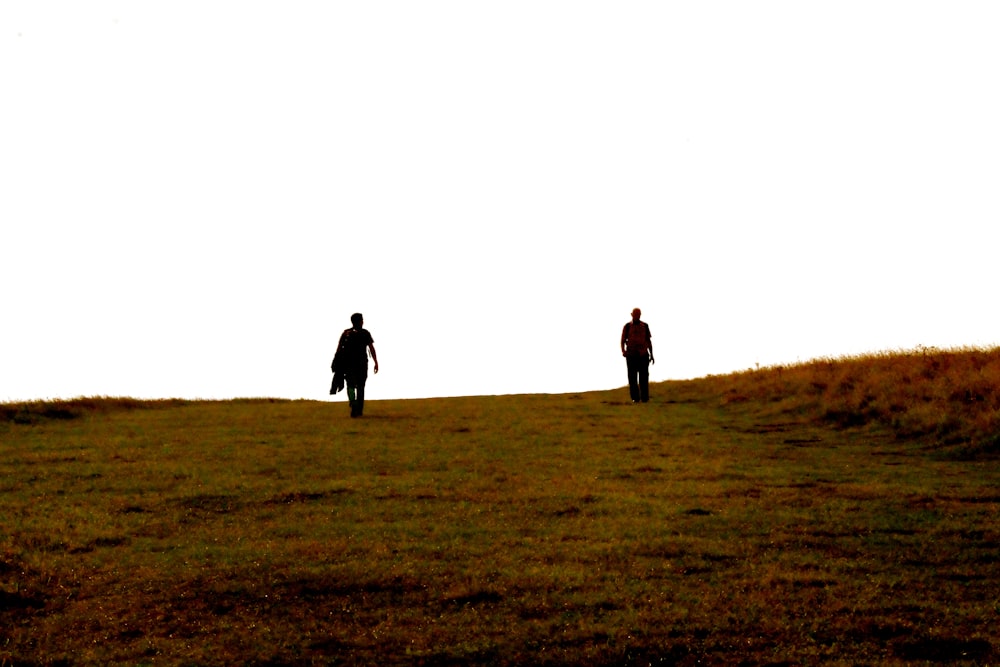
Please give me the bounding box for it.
[625,321,649,355]
[342,328,372,364]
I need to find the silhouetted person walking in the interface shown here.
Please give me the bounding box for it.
[621,308,654,403]
[331,313,378,417]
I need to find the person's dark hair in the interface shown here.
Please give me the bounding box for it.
[351,313,363,327]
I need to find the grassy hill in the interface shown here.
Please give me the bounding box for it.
[1,347,998,665]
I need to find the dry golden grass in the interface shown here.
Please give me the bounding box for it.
[1,346,998,665]
[712,345,1000,459]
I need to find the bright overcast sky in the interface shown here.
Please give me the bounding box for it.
[2,2,998,402]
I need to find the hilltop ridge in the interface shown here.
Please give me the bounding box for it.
[5,346,998,459]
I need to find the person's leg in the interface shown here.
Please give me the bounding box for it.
[355,374,367,416]
[346,382,358,416]
[639,357,650,402]
[626,356,640,402]
[345,367,359,417]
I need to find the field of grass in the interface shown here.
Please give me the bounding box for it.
[2,347,998,665]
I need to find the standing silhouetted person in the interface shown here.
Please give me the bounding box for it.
[621,308,654,403]
[331,313,378,417]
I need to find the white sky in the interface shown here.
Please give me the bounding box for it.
[2,2,998,402]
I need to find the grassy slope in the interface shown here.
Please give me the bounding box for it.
[1,348,998,665]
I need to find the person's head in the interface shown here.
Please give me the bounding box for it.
[351,313,364,328]
[631,308,642,322]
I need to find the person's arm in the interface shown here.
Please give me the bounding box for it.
[647,324,655,364]
[369,343,379,374]
[621,324,628,357]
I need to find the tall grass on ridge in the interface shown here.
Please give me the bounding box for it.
[708,346,1000,459]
